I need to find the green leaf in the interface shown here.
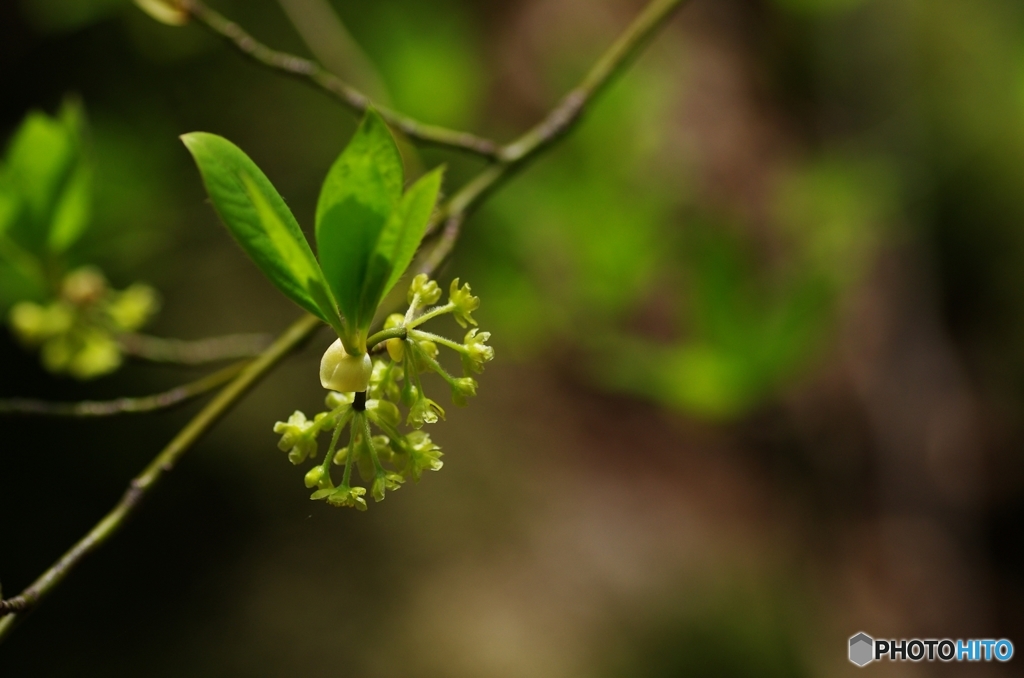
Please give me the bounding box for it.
[180,132,343,332]
[3,101,83,254]
[359,167,443,323]
[315,110,403,333]
[0,174,19,237]
[47,162,92,252]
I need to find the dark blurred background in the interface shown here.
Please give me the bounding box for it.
[2,0,1023,675]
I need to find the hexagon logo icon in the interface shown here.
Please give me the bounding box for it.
[849,632,874,667]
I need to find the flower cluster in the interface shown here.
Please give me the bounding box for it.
[273,275,493,509]
[8,267,159,379]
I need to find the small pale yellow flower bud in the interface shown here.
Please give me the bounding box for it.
[133,0,190,26]
[319,339,372,392]
[386,337,405,362]
[304,466,325,489]
[61,267,108,305]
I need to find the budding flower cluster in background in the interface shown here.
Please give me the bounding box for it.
[274,274,493,509]
[8,266,159,379]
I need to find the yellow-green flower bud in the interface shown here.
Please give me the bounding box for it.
[326,485,367,510]
[450,377,478,407]
[304,466,326,489]
[407,395,445,428]
[371,472,404,502]
[107,284,160,331]
[40,334,75,373]
[325,390,354,410]
[273,411,319,465]
[320,339,372,392]
[133,0,189,26]
[367,398,401,429]
[461,329,494,374]
[410,338,438,373]
[386,337,405,363]
[448,278,480,328]
[408,274,442,306]
[9,302,73,345]
[396,430,444,481]
[61,267,107,306]
[67,331,122,379]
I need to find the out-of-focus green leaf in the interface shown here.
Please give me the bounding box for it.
[47,162,92,252]
[373,5,484,129]
[1,99,91,256]
[4,105,78,253]
[180,132,342,331]
[19,0,124,33]
[315,110,403,333]
[0,175,18,236]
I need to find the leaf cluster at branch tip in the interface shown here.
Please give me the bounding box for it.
[181,109,444,359]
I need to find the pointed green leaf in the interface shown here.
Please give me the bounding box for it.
[47,162,92,253]
[380,167,444,298]
[181,132,343,332]
[358,167,444,323]
[315,110,403,332]
[242,174,345,334]
[3,102,83,254]
[0,173,18,237]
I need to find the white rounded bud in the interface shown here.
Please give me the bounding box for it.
[319,339,372,392]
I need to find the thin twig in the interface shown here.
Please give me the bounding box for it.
[181,0,500,160]
[0,0,688,641]
[0,314,322,638]
[0,363,246,417]
[422,0,690,264]
[118,332,271,365]
[500,0,687,166]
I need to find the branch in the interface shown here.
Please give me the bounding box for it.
[118,332,271,365]
[0,314,321,639]
[180,0,500,160]
[0,363,246,417]
[0,0,688,641]
[500,0,687,166]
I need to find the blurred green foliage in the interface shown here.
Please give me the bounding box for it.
[0,99,91,309]
[469,62,888,417]
[19,0,127,33]
[0,102,162,378]
[8,0,1024,408]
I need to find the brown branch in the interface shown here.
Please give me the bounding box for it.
[0,363,246,417]
[180,0,500,160]
[118,332,271,365]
